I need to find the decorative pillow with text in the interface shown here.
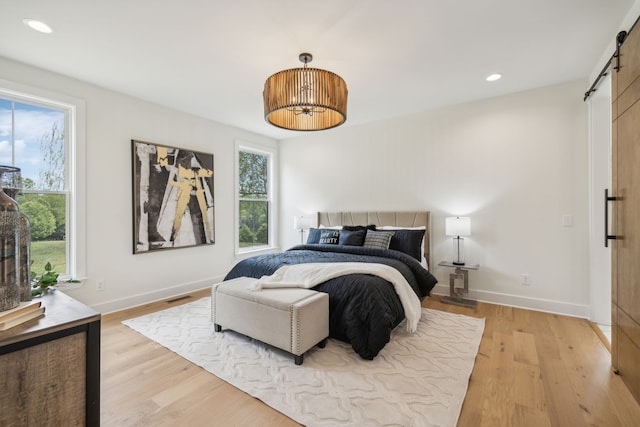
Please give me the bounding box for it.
[318,229,340,245]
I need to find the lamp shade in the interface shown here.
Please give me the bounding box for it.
[293,215,311,231]
[263,53,348,131]
[445,217,471,237]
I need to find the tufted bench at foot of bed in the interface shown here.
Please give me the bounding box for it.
[211,276,329,365]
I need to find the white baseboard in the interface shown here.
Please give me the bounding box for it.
[90,275,225,314]
[90,279,590,318]
[430,284,590,318]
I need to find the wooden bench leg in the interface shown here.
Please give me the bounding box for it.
[317,338,327,348]
[294,354,303,365]
[214,324,221,332]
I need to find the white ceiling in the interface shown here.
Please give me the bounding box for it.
[0,0,634,140]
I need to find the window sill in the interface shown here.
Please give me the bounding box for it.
[236,246,280,259]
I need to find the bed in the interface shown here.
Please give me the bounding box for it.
[224,211,438,360]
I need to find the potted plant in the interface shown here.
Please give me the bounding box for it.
[31,262,79,297]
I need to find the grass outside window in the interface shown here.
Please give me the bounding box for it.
[30,240,65,274]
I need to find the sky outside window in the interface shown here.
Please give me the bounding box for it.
[0,98,64,189]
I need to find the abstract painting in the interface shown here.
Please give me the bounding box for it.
[132,140,215,254]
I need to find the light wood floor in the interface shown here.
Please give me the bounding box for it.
[101,290,640,426]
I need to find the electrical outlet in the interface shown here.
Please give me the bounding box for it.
[96,279,106,291]
[521,274,531,286]
[562,214,574,227]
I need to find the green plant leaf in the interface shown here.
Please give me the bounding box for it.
[31,261,65,294]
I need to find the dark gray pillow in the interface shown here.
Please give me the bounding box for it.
[306,228,322,244]
[342,224,377,232]
[363,230,395,250]
[318,229,340,245]
[339,229,366,246]
[389,229,425,261]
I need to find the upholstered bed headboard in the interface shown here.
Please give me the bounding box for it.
[316,211,431,268]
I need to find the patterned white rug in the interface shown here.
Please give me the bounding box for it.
[123,297,484,427]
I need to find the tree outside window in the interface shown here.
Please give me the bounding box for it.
[238,150,270,249]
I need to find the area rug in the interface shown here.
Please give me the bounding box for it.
[123,297,484,427]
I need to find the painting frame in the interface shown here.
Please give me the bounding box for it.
[132,139,215,254]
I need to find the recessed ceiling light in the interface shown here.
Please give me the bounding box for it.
[23,19,53,34]
[486,73,502,82]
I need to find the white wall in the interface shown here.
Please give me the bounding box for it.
[0,56,278,313]
[0,55,592,317]
[279,80,590,317]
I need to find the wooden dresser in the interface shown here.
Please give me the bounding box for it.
[0,291,101,426]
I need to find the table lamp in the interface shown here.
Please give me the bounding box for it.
[445,216,471,265]
[293,215,311,244]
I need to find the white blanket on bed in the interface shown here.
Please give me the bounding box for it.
[247,262,422,333]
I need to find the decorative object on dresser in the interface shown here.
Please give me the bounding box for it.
[30,261,80,297]
[0,301,44,331]
[0,165,31,311]
[0,166,32,304]
[439,261,479,308]
[132,140,215,254]
[263,53,348,131]
[445,216,471,265]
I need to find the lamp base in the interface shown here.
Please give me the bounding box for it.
[441,295,477,308]
[452,236,465,266]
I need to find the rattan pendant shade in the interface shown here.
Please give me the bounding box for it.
[263,53,348,131]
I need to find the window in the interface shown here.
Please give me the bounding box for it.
[0,81,85,279]
[236,142,277,253]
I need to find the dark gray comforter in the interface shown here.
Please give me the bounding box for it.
[224,244,438,359]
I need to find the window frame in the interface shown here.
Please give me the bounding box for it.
[0,79,86,280]
[235,140,278,256]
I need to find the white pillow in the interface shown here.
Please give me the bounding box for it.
[318,224,343,230]
[378,226,426,230]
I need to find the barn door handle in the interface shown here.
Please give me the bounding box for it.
[605,188,619,247]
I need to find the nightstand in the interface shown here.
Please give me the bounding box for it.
[438,261,479,308]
